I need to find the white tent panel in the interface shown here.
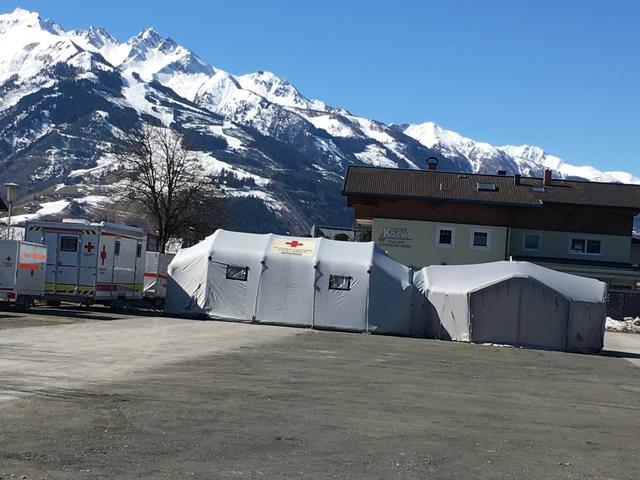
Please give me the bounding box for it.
[567,302,606,352]
[166,230,418,336]
[256,237,317,326]
[368,250,415,335]
[313,240,373,331]
[414,261,607,352]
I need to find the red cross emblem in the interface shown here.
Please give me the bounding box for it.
[100,245,107,265]
[286,240,304,248]
[84,242,95,252]
[5,256,11,262]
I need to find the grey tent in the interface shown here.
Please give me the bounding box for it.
[166,229,421,335]
[413,261,607,352]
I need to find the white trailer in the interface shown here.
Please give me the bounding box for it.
[25,220,146,306]
[0,240,47,310]
[143,251,174,304]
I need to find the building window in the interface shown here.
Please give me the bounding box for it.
[569,237,602,255]
[523,233,541,251]
[60,236,78,252]
[226,265,248,281]
[586,239,602,255]
[329,275,351,291]
[471,229,490,250]
[437,227,455,247]
[477,182,497,192]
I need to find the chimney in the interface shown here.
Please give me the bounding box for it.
[426,156,439,171]
[514,174,521,185]
[543,168,552,186]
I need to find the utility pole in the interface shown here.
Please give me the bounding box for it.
[4,183,19,240]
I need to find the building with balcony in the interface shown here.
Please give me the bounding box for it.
[342,166,640,289]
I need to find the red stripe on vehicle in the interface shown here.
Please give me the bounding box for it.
[24,253,47,260]
[144,273,168,279]
[19,263,40,270]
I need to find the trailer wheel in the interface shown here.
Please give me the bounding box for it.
[16,295,33,313]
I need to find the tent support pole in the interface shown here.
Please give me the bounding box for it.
[252,261,266,322]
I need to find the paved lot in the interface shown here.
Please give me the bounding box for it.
[0,310,639,479]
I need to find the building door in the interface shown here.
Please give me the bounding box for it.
[79,234,98,292]
[57,235,80,290]
[42,232,58,291]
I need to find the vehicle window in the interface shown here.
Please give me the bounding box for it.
[60,236,78,252]
[114,240,121,256]
[136,243,142,258]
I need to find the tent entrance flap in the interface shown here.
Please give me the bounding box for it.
[255,238,317,326]
[469,278,569,350]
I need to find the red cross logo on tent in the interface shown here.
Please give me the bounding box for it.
[286,240,304,248]
[84,242,95,253]
[100,245,107,265]
[5,256,11,262]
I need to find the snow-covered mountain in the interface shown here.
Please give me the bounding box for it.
[0,8,638,235]
[403,122,640,184]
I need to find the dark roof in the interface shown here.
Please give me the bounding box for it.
[342,166,640,210]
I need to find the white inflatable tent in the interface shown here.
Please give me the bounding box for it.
[166,230,422,335]
[413,261,607,352]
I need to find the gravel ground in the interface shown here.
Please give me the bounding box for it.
[0,311,639,479]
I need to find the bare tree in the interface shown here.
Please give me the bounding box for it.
[115,124,223,253]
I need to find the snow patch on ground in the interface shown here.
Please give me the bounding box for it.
[222,188,284,212]
[121,73,154,116]
[606,317,640,334]
[192,151,269,186]
[5,199,70,224]
[304,114,356,138]
[354,144,398,168]
[76,195,109,207]
[208,121,246,150]
[68,153,119,178]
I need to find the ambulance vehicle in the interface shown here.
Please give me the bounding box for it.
[25,220,146,306]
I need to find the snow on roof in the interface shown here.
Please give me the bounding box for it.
[418,261,607,303]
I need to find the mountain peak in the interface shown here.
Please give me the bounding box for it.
[236,70,326,112]
[404,121,466,149]
[72,26,117,49]
[0,8,62,34]
[129,27,164,47]
[1,8,40,26]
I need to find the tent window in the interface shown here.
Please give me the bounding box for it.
[226,265,248,281]
[471,230,490,250]
[437,227,455,247]
[60,236,78,252]
[329,275,351,291]
[523,233,541,251]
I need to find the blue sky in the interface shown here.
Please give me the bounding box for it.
[4,0,640,175]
